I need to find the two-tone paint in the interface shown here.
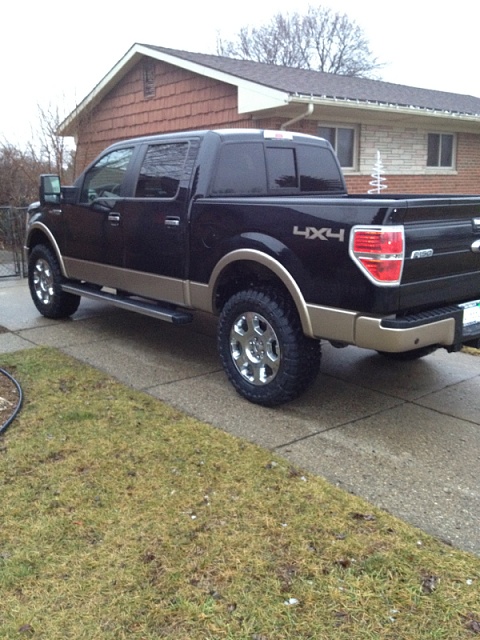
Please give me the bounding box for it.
[25,129,480,353]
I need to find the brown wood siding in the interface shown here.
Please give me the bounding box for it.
[75,59,254,174]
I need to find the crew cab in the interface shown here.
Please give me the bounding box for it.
[25,129,480,405]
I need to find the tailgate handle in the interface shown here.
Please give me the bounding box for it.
[165,216,180,227]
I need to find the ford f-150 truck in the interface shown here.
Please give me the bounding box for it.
[25,129,480,405]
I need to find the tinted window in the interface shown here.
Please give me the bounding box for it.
[266,145,344,193]
[297,145,345,193]
[211,143,267,195]
[80,148,134,202]
[135,142,189,198]
[266,148,297,190]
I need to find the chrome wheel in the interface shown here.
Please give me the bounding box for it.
[218,288,321,406]
[28,245,80,318]
[229,311,280,385]
[32,258,54,305]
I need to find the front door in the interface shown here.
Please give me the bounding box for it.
[62,146,135,287]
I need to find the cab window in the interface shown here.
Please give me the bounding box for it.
[211,143,267,195]
[135,142,189,198]
[80,148,134,202]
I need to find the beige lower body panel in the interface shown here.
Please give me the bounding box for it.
[306,303,456,352]
[353,316,456,352]
[62,258,457,354]
[63,258,187,307]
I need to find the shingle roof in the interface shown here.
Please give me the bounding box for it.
[142,44,480,117]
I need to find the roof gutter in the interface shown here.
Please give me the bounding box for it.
[281,102,314,130]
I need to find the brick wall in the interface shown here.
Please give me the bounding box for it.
[298,121,480,195]
[345,131,480,194]
[345,173,479,195]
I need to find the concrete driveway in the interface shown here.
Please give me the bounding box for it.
[1,277,480,555]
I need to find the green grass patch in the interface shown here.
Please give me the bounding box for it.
[1,347,479,639]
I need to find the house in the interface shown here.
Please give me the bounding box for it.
[59,43,480,194]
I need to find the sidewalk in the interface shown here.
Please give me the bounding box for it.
[1,277,480,554]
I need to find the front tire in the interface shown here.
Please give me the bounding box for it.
[218,288,321,406]
[28,244,81,319]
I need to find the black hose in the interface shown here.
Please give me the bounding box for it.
[0,367,23,435]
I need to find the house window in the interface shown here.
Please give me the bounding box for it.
[318,125,356,169]
[427,133,455,168]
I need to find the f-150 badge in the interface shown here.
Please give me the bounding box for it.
[293,226,345,241]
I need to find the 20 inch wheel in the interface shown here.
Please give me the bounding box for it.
[218,288,321,406]
[28,245,81,319]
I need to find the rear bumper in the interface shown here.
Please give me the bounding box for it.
[306,300,480,352]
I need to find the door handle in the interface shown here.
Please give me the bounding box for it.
[108,213,121,226]
[165,216,180,227]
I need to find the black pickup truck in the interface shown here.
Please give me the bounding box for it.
[25,129,480,405]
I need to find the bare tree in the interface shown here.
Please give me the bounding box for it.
[32,103,76,183]
[0,143,48,206]
[0,103,76,207]
[0,144,31,206]
[217,5,382,78]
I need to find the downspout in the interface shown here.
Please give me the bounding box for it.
[280,102,314,130]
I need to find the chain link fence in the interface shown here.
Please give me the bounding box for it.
[0,207,27,278]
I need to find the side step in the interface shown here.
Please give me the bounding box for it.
[61,283,193,325]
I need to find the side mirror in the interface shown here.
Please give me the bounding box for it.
[39,174,61,205]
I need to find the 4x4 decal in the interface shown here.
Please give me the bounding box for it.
[293,226,345,242]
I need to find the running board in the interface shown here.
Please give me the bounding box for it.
[61,283,193,325]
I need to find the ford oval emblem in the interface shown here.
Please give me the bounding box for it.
[472,239,480,253]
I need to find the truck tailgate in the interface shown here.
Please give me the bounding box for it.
[399,199,480,310]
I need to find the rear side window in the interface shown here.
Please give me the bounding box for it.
[266,145,344,193]
[211,143,267,195]
[297,145,345,193]
[266,148,297,189]
[135,142,189,198]
[210,140,344,196]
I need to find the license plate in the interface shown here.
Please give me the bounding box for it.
[460,299,480,326]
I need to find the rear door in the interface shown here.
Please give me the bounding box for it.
[119,138,199,304]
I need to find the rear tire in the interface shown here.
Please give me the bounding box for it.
[218,288,321,406]
[28,244,81,319]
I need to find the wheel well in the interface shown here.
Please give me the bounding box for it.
[26,230,52,257]
[213,260,290,313]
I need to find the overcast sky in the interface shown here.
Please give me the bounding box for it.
[2,0,478,146]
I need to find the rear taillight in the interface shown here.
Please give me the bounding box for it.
[349,226,404,285]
